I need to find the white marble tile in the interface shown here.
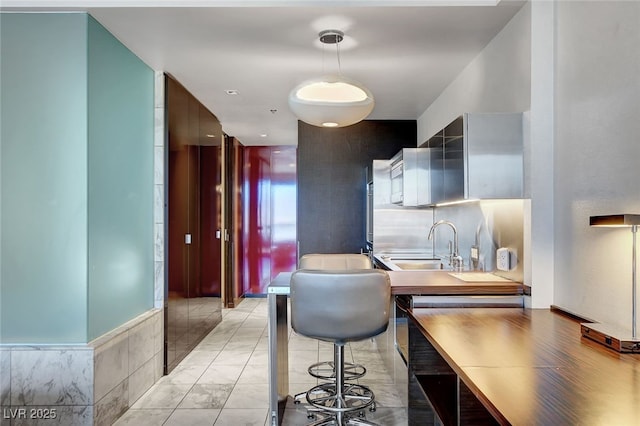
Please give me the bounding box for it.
[256,336,269,350]
[357,362,394,384]
[157,363,207,386]
[213,408,268,426]
[154,72,165,110]
[197,364,244,385]
[180,350,220,367]
[232,327,265,338]
[128,357,155,407]
[129,318,155,374]
[113,408,173,426]
[287,382,318,399]
[177,384,234,409]
[0,410,10,426]
[198,336,234,349]
[288,335,319,351]
[11,406,93,426]
[365,407,408,426]
[153,184,164,224]
[366,383,404,407]
[222,337,259,352]
[154,146,164,185]
[154,223,164,262]
[154,261,164,309]
[94,333,129,402]
[223,384,269,409]
[95,380,128,426]
[213,350,252,366]
[236,364,268,385]
[131,384,191,409]
[11,349,93,406]
[246,350,268,367]
[154,108,165,146]
[241,318,268,330]
[0,350,10,406]
[164,408,219,426]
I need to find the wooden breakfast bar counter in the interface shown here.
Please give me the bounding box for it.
[407,307,640,425]
[385,270,523,296]
[267,270,524,425]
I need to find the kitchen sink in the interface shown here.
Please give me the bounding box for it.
[393,259,443,270]
[377,254,444,271]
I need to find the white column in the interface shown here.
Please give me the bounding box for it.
[527,0,556,308]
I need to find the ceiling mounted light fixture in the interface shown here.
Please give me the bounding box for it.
[288,29,374,128]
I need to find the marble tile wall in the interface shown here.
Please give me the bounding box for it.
[0,309,163,426]
[92,308,163,426]
[0,346,94,426]
[154,71,166,311]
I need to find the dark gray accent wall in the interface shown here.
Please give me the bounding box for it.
[297,120,416,257]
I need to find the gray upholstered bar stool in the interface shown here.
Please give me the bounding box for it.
[290,269,391,426]
[297,253,373,383]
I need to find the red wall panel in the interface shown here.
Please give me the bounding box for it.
[242,146,297,295]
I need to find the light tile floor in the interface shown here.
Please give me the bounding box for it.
[115,298,408,426]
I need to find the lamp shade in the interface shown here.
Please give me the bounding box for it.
[288,74,375,128]
[590,214,640,227]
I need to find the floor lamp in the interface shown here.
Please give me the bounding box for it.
[581,214,640,353]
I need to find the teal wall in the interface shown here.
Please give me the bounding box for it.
[0,13,154,344]
[87,16,154,340]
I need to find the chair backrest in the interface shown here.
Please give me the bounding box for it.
[290,269,391,343]
[298,253,372,270]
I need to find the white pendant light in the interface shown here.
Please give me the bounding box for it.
[288,30,374,128]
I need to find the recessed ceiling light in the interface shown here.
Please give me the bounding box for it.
[206,134,215,138]
[225,89,239,95]
[260,134,268,138]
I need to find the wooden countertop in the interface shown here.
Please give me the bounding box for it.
[408,307,640,425]
[387,270,523,295]
[268,270,523,296]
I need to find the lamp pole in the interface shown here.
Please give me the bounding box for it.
[633,225,637,339]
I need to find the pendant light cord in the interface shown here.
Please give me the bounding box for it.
[336,39,342,76]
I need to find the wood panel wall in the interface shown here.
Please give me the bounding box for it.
[297,120,416,256]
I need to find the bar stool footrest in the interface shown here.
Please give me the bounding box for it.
[308,361,367,380]
[306,382,375,414]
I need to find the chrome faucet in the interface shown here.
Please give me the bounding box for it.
[428,220,463,271]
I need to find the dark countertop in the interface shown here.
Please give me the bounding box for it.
[407,307,640,424]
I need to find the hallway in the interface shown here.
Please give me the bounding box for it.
[113,298,407,425]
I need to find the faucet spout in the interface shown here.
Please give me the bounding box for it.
[428,220,462,270]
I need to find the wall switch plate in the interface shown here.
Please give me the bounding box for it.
[496,247,514,271]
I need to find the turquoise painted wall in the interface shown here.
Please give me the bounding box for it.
[0,13,154,343]
[87,16,154,340]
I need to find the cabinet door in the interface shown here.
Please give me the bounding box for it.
[443,136,464,201]
[465,113,523,199]
[427,131,445,204]
[443,116,464,202]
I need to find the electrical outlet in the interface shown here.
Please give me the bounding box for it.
[496,247,512,271]
[470,245,479,262]
[470,245,479,269]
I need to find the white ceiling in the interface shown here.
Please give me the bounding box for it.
[2,1,525,146]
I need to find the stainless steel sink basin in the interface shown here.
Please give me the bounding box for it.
[378,256,444,271]
[393,259,443,270]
